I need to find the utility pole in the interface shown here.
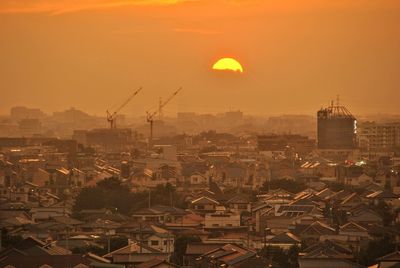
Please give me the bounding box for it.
[148,190,151,208]
[107,230,111,254]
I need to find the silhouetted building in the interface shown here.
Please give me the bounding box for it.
[257,134,315,156]
[18,119,42,136]
[74,128,133,152]
[10,106,46,120]
[317,103,357,150]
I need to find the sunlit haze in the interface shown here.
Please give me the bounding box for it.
[1,0,400,116]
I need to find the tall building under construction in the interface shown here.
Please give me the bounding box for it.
[317,101,357,150]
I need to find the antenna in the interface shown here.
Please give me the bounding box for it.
[336,94,340,106]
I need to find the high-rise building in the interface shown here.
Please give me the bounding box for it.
[317,102,357,150]
[358,122,400,151]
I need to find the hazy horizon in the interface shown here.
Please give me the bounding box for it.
[1,0,400,116]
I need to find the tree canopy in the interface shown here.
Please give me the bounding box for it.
[73,177,185,215]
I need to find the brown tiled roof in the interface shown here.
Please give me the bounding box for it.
[136,258,178,268]
[185,243,222,255]
[0,255,91,268]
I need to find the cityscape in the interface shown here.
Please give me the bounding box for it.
[1,1,400,268]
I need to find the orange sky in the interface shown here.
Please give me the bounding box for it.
[1,0,400,116]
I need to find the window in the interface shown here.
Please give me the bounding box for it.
[212,224,219,227]
[164,240,168,245]
[238,204,247,209]
[197,205,204,210]
[151,240,159,246]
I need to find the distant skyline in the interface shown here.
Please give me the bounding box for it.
[1,0,400,116]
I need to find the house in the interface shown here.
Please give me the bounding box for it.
[257,188,294,205]
[345,173,373,187]
[204,207,241,229]
[131,206,186,224]
[261,207,323,235]
[0,210,34,228]
[118,221,177,250]
[315,188,336,200]
[145,232,175,253]
[80,219,120,234]
[102,242,169,265]
[190,196,219,213]
[184,243,222,266]
[0,255,92,268]
[131,208,169,224]
[252,202,272,233]
[46,168,70,196]
[348,208,383,226]
[189,172,208,187]
[298,257,365,268]
[136,258,179,268]
[0,236,71,256]
[300,160,336,178]
[339,193,364,212]
[300,240,354,260]
[219,162,248,187]
[296,221,336,244]
[339,221,369,240]
[31,168,51,187]
[274,204,320,217]
[375,251,400,268]
[226,194,251,213]
[70,168,87,187]
[366,190,400,207]
[265,232,301,250]
[30,206,71,222]
[0,186,30,202]
[193,243,260,268]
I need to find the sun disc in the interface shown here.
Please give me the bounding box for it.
[212,57,243,73]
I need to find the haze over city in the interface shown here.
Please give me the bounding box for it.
[1,0,400,116]
[2,2,400,268]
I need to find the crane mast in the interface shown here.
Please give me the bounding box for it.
[147,87,182,148]
[106,87,143,129]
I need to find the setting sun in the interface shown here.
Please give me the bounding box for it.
[212,57,244,73]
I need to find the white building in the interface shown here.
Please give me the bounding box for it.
[204,207,241,228]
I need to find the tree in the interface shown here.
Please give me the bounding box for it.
[358,235,396,265]
[71,245,104,255]
[259,246,290,267]
[287,245,300,268]
[73,178,186,215]
[372,200,395,226]
[1,229,23,248]
[73,187,105,211]
[262,179,306,193]
[171,235,201,265]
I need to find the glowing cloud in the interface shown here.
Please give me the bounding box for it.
[0,0,196,14]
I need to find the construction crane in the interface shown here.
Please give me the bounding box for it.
[106,87,143,129]
[146,87,182,147]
